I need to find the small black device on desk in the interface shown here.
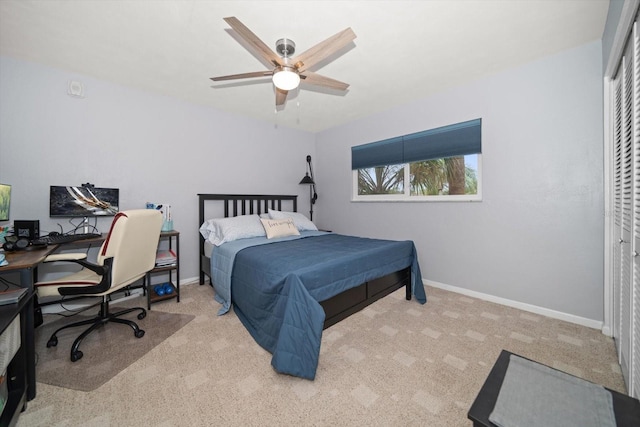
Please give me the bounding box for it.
[0,287,27,306]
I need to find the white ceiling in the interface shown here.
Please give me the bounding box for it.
[0,0,609,133]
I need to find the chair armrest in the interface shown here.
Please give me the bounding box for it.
[42,253,107,276]
[57,257,114,296]
[43,253,88,262]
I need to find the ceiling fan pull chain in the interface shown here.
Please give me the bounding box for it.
[296,87,301,124]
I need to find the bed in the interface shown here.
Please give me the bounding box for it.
[198,193,427,379]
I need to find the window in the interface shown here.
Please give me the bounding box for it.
[352,119,482,201]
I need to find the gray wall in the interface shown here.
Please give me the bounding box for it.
[0,40,606,324]
[602,0,625,73]
[315,41,604,323]
[0,55,315,283]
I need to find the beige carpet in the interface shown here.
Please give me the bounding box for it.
[35,303,194,391]
[18,283,625,427]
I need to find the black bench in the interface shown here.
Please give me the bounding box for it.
[468,350,640,427]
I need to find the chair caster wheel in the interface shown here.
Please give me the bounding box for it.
[135,329,145,338]
[47,336,58,348]
[71,350,83,362]
[137,311,146,320]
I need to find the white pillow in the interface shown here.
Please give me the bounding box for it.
[199,221,216,240]
[268,209,318,231]
[200,215,266,246]
[261,218,300,239]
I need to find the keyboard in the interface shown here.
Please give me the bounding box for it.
[32,233,102,246]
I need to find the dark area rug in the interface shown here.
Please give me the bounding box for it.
[34,306,194,391]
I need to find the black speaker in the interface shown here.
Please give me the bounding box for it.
[14,220,39,240]
[2,237,30,251]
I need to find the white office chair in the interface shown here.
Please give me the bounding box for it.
[35,209,163,361]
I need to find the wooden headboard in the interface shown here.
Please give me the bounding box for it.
[198,194,297,223]
[197,194,298,284]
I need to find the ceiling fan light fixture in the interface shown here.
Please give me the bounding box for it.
[272,67,300,91]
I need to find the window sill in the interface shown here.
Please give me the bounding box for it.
[351,195,482,203]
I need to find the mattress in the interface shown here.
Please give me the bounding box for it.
[204,240,214,258]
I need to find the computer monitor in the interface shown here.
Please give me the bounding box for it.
[49,185,119,217]
[0,183,10,221]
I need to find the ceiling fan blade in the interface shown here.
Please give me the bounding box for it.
[224,17,283,68]
[292,27,356,73]
[275,88,288,106]
[210,71,273,82]
[301,71,349,91]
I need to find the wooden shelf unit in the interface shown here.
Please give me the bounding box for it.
[145,230,180,309]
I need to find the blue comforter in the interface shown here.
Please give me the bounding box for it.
[211,233,426,380]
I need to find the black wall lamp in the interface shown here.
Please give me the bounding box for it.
[299,155,318,220]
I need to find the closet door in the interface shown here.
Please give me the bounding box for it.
[632,22,640,399]
[617,25,635,393]
[609,6,640,401]
[614,65,623,355]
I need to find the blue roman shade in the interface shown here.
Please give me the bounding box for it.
[351,136,403,170]
[351,118,482,170]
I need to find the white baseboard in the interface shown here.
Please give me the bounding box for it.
[168,276,607,331]
[181,275,200,286]
[425,279,604,331]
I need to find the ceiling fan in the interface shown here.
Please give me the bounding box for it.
[210,17,356,107]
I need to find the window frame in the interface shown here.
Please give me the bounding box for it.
[352,154,483,202]
[351,119,483,202]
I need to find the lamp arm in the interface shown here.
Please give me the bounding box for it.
[307,155,318,203]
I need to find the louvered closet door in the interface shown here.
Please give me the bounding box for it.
[619,30,634,391]
[632,22,640,399]
[614,65,623,353]
[610,12,640,401]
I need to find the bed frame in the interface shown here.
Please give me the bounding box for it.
[198,193,411,329]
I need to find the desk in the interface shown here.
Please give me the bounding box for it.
[0,246,57,402]
[0,234,106,402]
[0,290,34,427]
[468,350,640,427]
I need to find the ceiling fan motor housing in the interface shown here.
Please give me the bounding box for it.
[276,38,296,58]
